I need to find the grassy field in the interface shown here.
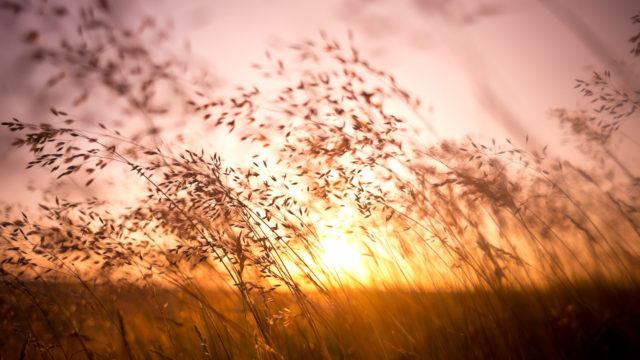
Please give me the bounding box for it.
[2,281,639,359]
[2,3,640,359]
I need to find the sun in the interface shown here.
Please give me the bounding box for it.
[294,205,373,284]
[320,236,363,273]
[316,219,370,282]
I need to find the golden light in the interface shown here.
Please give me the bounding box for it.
[319,234,364,274]
[313,206,371,283]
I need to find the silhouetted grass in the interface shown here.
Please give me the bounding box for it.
[1,281,639,359]
[1,3,640,359]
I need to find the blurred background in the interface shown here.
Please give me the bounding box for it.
[1,0,638,204]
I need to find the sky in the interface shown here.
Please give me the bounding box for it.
[0,0,638,205]
[163,0,638,140]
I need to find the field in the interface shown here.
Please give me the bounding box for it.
[1,1,640,359]
[2,282,639,359]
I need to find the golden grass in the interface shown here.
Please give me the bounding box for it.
[1,3,640,359]
[1,282,639,359]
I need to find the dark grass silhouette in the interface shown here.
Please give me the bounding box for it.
[1,2,640,359]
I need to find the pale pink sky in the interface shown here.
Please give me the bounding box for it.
[160,0,638,141]
[0,0,638,204]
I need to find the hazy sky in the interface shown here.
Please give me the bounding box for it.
[0,0,638,204]
[162,0,638,139]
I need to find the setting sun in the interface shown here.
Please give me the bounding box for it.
[319,235,364,274]
[308,205,372,282]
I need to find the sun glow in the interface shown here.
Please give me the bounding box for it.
[320,236,364,274]
[313,206,372,283]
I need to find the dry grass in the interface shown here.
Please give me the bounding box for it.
[1,2,640,359]
[1,282,639,359]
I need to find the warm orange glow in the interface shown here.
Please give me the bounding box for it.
[319,233,364,274]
